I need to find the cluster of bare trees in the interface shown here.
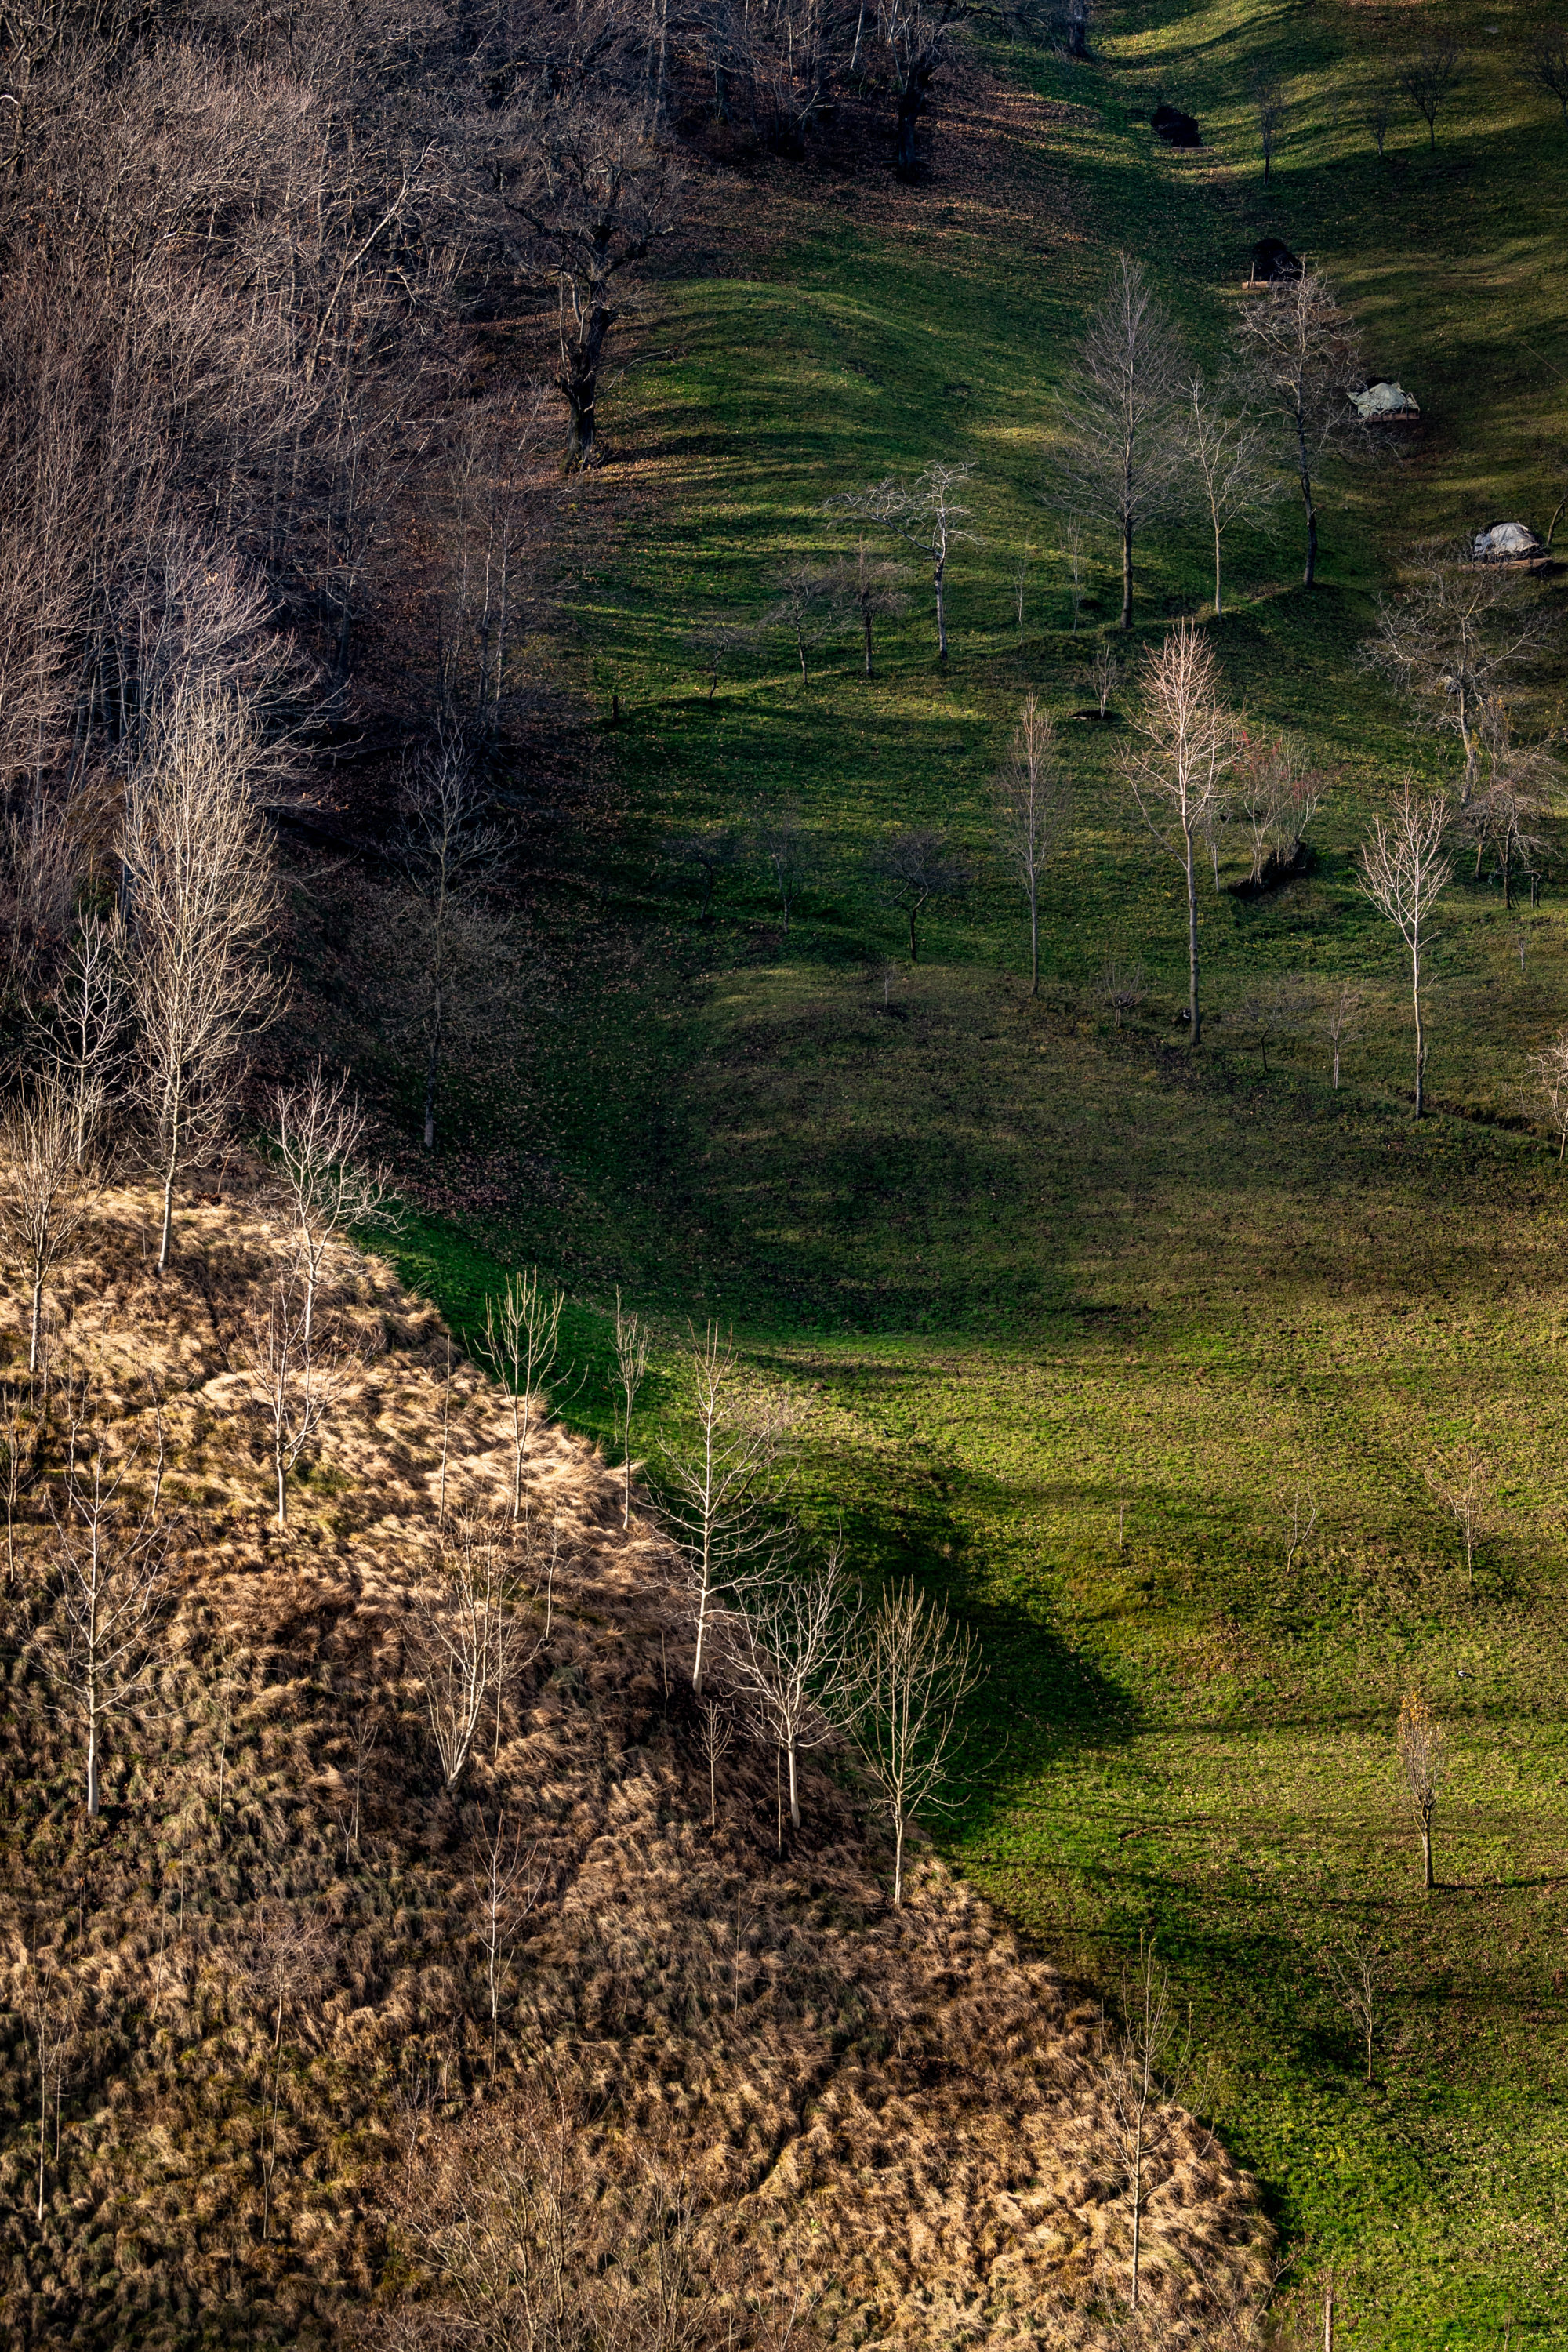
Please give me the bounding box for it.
[652,1323,979,1896]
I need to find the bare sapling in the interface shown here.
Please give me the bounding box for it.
[1520,28,1568,122]
[1237,269,1366,587]
[468,1813,549,2073]
[841,1579,980,1904]
[1046,253,1186,630]
[1232,731,1325,884]
[38,1433,169,1817]
[989,694,1069,996]
[1099,1936,1189,2310]
[1092,641,1120,718]
[659,1324,795,1696]
[241,1902,332,2244]
[0,1385,40,1582]
[481,1269,566,1522]
[1424,1441,1493,1588]
[1528,1027,1568,1159]
[245,1273,355,1530]
[829,464,978,663]
[1325,1936,1388,2085]
[765,564,842,686]
[394,718,510,1154]
[871,828,967,964]
[1101,957,1149,1031]
[1283,1483,1319,1573]
[25,1956,71,2224]
[1399,41,1464,148]
[613,1289,652,1530]
[46,913,126,1171]
[268,1065,394,1350]
[1396,1689,1449,1889]
[0,1076,99,1374]
[122,675,279,1272]
[1356,782,1452,1117]
[753,797,818,936]
[832,536,909,679]
[1251,71,1287,183]
[1119,619,1239,1045]
[726,1539,852,1838]
[409,1523,506,1788]
[1324,981,1363,1089]
[697,1697,735,1830]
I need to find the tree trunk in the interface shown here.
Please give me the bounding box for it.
[786,1737,800,1829]
[1184,830,1201,1044]
[1421,1816,1434,1887]
[423,1004,441,1151]
[276,1447,287,1529]
[1297,415,1318,586]
[563,372,597,470]
[1129,2122,1143,2307]
[1213,517,1224,617]
[1411,943,1425,1117]
[895,87,921,177]
[907,905,920,961]
[1120,514,1134,630]
[796,631,808,684]
[158,1137,178,1272]
[934,560,947,662]
[692,1568,711,1694]
[892,1810,905,1905]
[86,1704,98,1818]
[29,1272,42,1376]
[1029,884,1039,996]
[863,611,874,678]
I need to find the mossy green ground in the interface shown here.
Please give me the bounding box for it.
[383,0,1568,2336]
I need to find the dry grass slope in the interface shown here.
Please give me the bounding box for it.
[0,1178,1264,2348]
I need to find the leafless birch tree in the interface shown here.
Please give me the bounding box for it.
[468,1813,548,2074]
[1119,620,1239,1044]
[1046,254,1186,630]
[45,915,126,1172]
[1325,1936,1388,2085]
[38,1441,169,1817]
[832,464,977,662]
[725,1543,851,1835]
[613,1287,652,1530]
[408,1524,506,1788]
[268,1065,392,1351]
[1356,782,1452,1117]
[1237,270,1365,586]
[1396,1688,1449,1889]
[1323,981,1363,1089]
[841,1580,979,1904]
[1425,1441,1494,1588]
[0,1079,98,1374]
[481,1269,566,1522]
[1399,42,1465,147]
[1098,1937,1188,2313]
[122,676,278,1271]
[244,1275,354,1529]
[989,694,1068,996]
[1180,372,1277,616]
[659,1324,793,1696]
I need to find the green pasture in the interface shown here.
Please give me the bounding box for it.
[378,0,1568,2336]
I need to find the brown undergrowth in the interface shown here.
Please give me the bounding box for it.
[0,1174,1264,2348]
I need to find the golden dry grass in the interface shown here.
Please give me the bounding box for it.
[0,1174,1265,2347]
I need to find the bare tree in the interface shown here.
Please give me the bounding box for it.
[122,675,279,1271]
[1091,641,1120,718]
[613,1288,652,1531]
[989,695,1068,996]
[840,1579,979,1904]
[1396,1688,1449,1889]
[696,1697,735,1829]
[753,796,817,935]
[1520,29,1568,122]
[663,829,742,924]
[1425,1441,1494,1588]
[1399,42,1464,149]
[1180,372,1277,616]
[1237,270,1366,586]
[686,619,750,703]
[1323,981,1363,1089]
[268,1065,393,1352]
[1356,782,1452,1117]
[833,464,978,663]
[492,102,681,470]
[1065,517,1088,630]
[0,1079,98,1374]
[408,1524,506,1788]
[1118,619,1238,1045]
[1251,71,1287,183]
[764,564,842,686]
[831,536,909,678]
[467,1813,547,2074]
[1367,80,1396,156]
[659,1325,793,1695]
[480,1269,566,1523]
[38,1438,168,1817]
[244,1274,354,1529]
[1236,973,1312,1073]
[725,1542,851,1836]
[1101,955,1148,1029]
[393,718,510,1154]
[1325,1936,1388,2085]
[1528,1025,1568,1159]
[1362,543,1557,799]
[1098,1938,1188,2310]
[1232,731,1324,884]
[45,915,126,1172]
[239,1901,332,2245]
[1046,254,1186,630]
[871,827,967,963]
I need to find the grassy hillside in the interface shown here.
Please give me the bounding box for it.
[321,0,1568,2340]
[0,1182,1262,2347]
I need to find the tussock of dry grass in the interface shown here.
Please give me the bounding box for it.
[0,1174,1265,2347]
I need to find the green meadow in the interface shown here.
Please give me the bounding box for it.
[380,0,1568,2334]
